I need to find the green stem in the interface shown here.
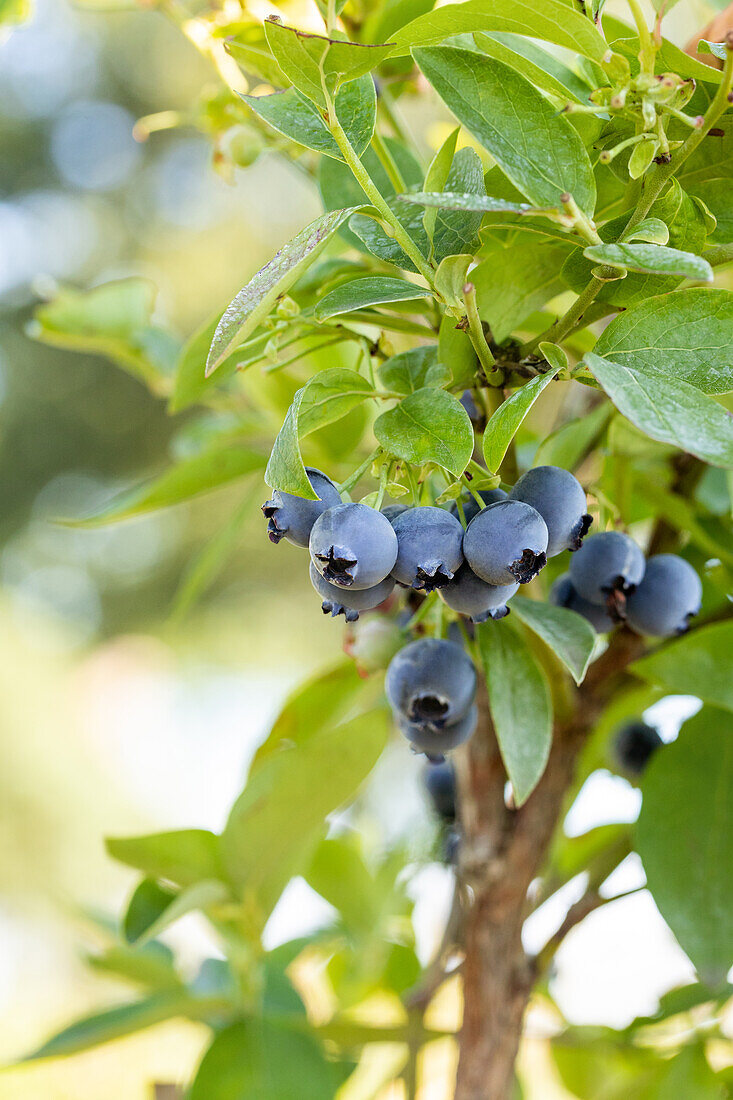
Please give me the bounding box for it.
[560,193,601,245]
[462,282,504,384]
[324,93,437,290]
[625,0,656,76]
[404,592,438,632]
[624,37,733,236]
[262,336,345,373]
[371,129,406,193]
[523,275,605,354]
[374,461,390,510]
[338,448,380,494]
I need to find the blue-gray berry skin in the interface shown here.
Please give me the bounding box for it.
[613,720,663,778]
[550,573,615,633]
[398,704,478,755]
[386,638,477,731]
[382,504,408,524]
[450,488,507,525]
[309,563,394,623]
[460,390,481,423]
[509,466,591,556]
[568,530,645,609]
[391,506,465,591]
[464,499,548,586]
[262,468,341,547]
[439,563,518,623]
[309,503,398,590]
[424,760,456,822]
[626,554,702,637]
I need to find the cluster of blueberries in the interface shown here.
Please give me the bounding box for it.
[262,460,702,759]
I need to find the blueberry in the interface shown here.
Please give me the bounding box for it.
[509,466,591,556]
[439,563,518,623]
[463,499,548,586]
[423,760,456,822]
[568,531,645,613]
[382,504,408,524]
[460,391,481,423]
[550,573,615,633]
[626,554,702,637]
[391,506,465,591]
[310,502,398,590]
[262,467,341,547]
[386,638,477,731]
[449,487,507,524]
[613,720,663,777]
[309,562,394,622]
[397,704,478,756]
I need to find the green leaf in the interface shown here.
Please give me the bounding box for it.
[583,352,733,468]
[264,20,393,107]
[22,995,198,1061]
[583,242,713,281]
[534,403,611,470]
[414,48,596,215]
[66,444,265,527]
[170,495,253,621]
[476,619,552,805]
[689,179,733,245]
[133,880,230,946]
[697,38,729,62]
[482,368,560,473]
[349,201,429,273]
[221,709,389,916]
[106,829,224,888]
[265,369,373,497]
[242,74,375,160]
[0,0,31,27]
[392,0,608,61]
[314,276,430,321]
[374,387,474,476]
[439,313,478,389]
[473,241,572,343]
[226,38,290,87]
[362,0,434,43]
[631,621,733,713]
[29,278,178,393]
[379,345,448,395]
[87,943,180,991]
[637,706,733,986]
[190,1020,344,1100]
[123,879,176,944]
[434,254,472,309]
[510,596,596,685]
[593,288,733,396]
[207,208,360,374]
[422,128,459,247]
[169,311,242,413]
[625,217,670,246]
[306,835,382,935]
[404,192,534,214]
[431,147,486,263]
[474,31,594,104]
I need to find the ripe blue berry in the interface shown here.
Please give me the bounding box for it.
[464,499,548,585]
[550,573,615,633]
[613,720,663,777]
[626,554,702,637]
[382,504,408,524]
[309,562,394,622]
[449,487,507,524]
[391,506,465,591]
[262,467,341,547]
[568,531,645,610]
[439,563,518,623]
[386,638,477,731]
[509,465,591,556]
[424,760,456,822]
[310,503,398,590]
[397,704,478,756]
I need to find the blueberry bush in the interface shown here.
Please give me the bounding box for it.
[16,0,733,1096]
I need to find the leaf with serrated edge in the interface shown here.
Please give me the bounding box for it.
[583,243,713,281]
[314,276,429,321]
[510,597,596,685]
[483,368,560,473]
[391,0,607,61]
[593,288,733,395]
[374,387,474,476]
[413,49,596,215]
[207,208,360,374]
[584,352,733,468]
[476,619,552,806]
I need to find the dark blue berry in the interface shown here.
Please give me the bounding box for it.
[310,503,398,590]
[509,465,591,556]
[382,504,408,524]
[550,573,615,633]
[423,760,456,822]
[309,562,394,622]
[613,720,663,777]
[391,506,465,591]
[397,704,478,756]
[568,531,645,612]
[262,468,341,547]
[464,499,548,585]
[626,554,702,637]
[386,637,477,731]
[439,563,518,623]
[449,488,507,524]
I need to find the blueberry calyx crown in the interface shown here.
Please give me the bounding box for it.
[409,693,451,726]
[261,500,286,543]
[414,562,454,591]
[509,548,547,584]
[316,546,358,586]
[569,513,593,552]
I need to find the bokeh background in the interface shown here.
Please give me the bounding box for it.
[0,1,730,1096]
